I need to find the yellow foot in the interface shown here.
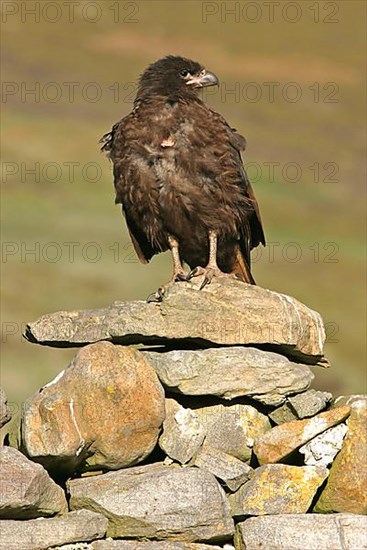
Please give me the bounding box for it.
[188,265,238,290]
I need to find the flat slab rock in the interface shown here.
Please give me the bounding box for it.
[0,510,107,550]
[25,279,326,364]
[235,514,367,550]
[146,347,314,406]
[0,446,67,519]
[68,463,234,542]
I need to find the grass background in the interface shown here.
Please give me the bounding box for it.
[1,0,366,410]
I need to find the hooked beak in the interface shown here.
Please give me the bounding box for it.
[186,70,219,88]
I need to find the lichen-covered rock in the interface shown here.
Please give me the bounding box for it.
[68,463,234,542]
[159,399,206,464]
[314,397,367,514]
[228,464,328,516]
[0,510,107,550]
[194,401,271,462]
[146,347,314,406]
[299,423,347,466]
[17,342,165,476]
[0,446,67,519]
[0,388,11,429]
[253,405,350,464]
[25,279,326,363]
[288,389,332,418]
[191,445,252,492]
[234,514,367,550]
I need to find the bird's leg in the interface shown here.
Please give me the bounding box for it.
[188,230,233,289]
[147,235,187,302]
[167,235,187,282]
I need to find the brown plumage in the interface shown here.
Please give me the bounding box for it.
[101,55,265,290]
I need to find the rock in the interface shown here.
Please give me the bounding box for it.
[314,397,367,514]
[0,446,67,519]
[333,394,367,408]
[288,389,332,418]
[17,342,165,476]
[194,401,271,462]
[191,445,252,491]
[234,514,367,550]
[159,399,206,464]
[228,464,328,516]
[0,510,107,550]
[0,388,11,428]
[299,423,348,466]
[146,347,314,406]
[268,402,298,425]
[91,541,224,549]
[25,279,326,364]
[68,463,234,542]
[253,405,350,464]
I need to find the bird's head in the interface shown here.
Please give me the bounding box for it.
[136,55,219,101]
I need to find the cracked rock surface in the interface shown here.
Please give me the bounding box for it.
[67,463,234,542]
[25,279,326,364]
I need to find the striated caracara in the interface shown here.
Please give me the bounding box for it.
[101,55,265,295]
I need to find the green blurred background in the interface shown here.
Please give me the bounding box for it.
[1,0,366,411]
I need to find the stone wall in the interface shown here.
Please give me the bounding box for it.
[1,279,366,550]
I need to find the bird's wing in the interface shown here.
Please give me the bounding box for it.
[197,108,265,278]
[239,160,266,248]
[100,116,155,264]
[213,117,265,277]
[226,123,266,247]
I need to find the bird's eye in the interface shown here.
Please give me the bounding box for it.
[180,69,189,77]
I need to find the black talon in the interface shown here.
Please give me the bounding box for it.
[174,272,188,282]
[200,277,210,290]
[146,287,165,303]
[188,266,204,280]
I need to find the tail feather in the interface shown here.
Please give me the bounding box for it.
[231,246,256,284]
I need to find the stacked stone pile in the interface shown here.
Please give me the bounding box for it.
[1,279,366,550]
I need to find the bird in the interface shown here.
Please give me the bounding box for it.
[101,55,265,297]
